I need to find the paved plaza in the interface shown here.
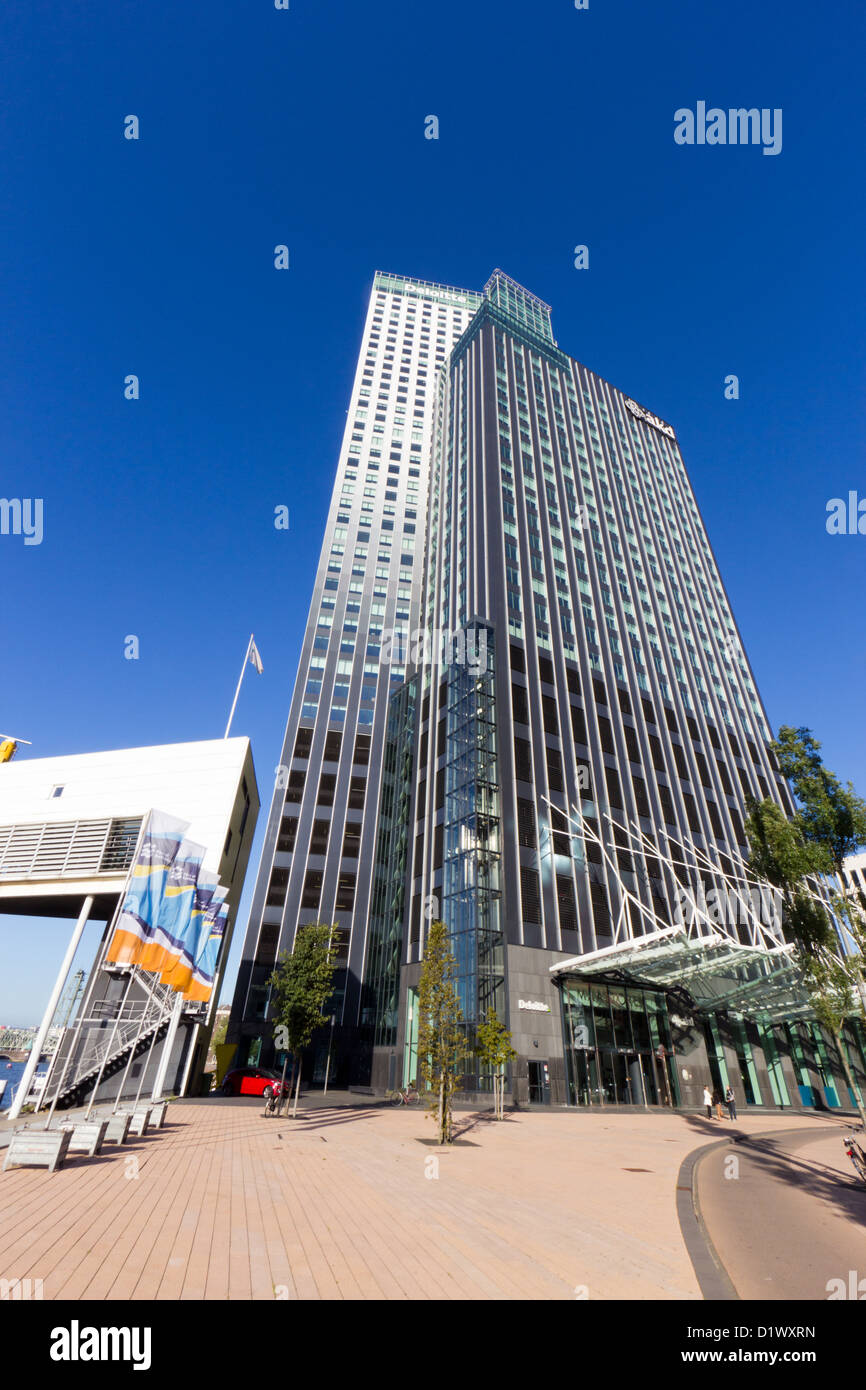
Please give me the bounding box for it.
[0,1100,851,1300]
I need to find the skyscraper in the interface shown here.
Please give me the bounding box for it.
[228,273,481,1081]
[230,269,866,1114]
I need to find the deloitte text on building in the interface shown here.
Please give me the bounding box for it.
[229,270,866,1113]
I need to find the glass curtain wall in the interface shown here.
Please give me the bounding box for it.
[361,675,419,1048]
[561,975,679,1106]
[441,621,505,1089]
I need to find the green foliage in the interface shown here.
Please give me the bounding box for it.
[745,743,866,1126]
[801,954,855,1039]
[476,1008,516,1072]
[476,1007,517,1120]
[416,920,463,1144]
[743,797,833,957]
[211,1014,228,1049]
[773,726,866,873]
[268,923,338,1059]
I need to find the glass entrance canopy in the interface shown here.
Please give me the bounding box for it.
[550,927,816,1024]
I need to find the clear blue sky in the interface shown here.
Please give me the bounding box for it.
[0,0,863,1024]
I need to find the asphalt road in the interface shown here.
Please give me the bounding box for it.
[697,1121,866,1299]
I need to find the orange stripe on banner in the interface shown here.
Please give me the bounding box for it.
[183,980,213,1003]
[136,941,175,974]
[104,928,144,966]
[161,963,194,992]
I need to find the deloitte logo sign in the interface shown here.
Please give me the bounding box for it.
[623,397,676,440]
[518,999,551,1014]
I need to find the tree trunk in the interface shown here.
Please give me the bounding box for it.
[277,1055,289,1117]
[280,1056,296,1117]
[292,1053,302,1118]
[834,1027,866,1131]
[438,1076,445,1145]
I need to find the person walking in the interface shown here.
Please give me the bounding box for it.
[703,1084,713,1119]
[725,1084,737,1121]
[713,1087,724,1121]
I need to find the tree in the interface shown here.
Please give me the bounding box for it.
[742,796,833,958]
[476,1008,516,1120]
[417,920,463,1145]
[773,727,866,872]
[269,923,338,1117]
[744,790,866,1129]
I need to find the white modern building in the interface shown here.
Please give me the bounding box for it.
[1,739,259,1114]
[843,852,866,900]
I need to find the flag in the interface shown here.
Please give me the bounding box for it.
[105,811,190,966]
[249,638,264,675]
[184,903,229,1003]
[160,872,226,993]
[136,838,206,975]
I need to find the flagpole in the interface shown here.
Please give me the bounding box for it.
[224,634,254,739]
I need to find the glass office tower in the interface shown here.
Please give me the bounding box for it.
[228,274,480,1082]
[230,269,866,1111]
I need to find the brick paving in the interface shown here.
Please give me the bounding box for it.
[0,1100,839,1300]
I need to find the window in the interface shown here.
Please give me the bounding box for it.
[546,747,564,792]
[293,727,313,760]
[342,824,361,858]
[517,798,536,848]
[571,705,587,746]
[278,818,298,853]
[657,783,676,825]
[301,871,323,910]
[317,774,336,806]
[348,776,366,810]
[542,695,558,735]
[267,868,288,908]
[514,736,533,783]
[605,766,623,809]
[284,771,306,804]
[520,866,542,924]
[511,683,529,724]
[556,875,578,933]
[632,777,650,819]
[336,873,356,910]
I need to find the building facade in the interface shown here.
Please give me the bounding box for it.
[228,274,481,1081]
[0,739,259,1110]
[231,269,866,1112]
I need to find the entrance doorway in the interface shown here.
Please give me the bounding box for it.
[562,977,680,1107]
[527,1060,551,1104]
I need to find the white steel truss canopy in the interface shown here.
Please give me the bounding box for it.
[550,927,817,1024]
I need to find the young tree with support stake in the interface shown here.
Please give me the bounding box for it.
[417,920,463,1145]
[476,1008,516,1120]
[268,923,338,1118]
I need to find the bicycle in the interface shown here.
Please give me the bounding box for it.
[387,1085,421,1107]
[263,1081,287,1118]
[843,1129,866,1184]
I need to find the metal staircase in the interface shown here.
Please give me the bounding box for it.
[44,968,205,1110]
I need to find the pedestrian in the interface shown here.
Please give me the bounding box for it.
[703,1084,713,1119]
[725,1084,737,1121]
[713,1087,724,1121]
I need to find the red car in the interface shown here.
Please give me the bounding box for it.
[221,1066,283,1098]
